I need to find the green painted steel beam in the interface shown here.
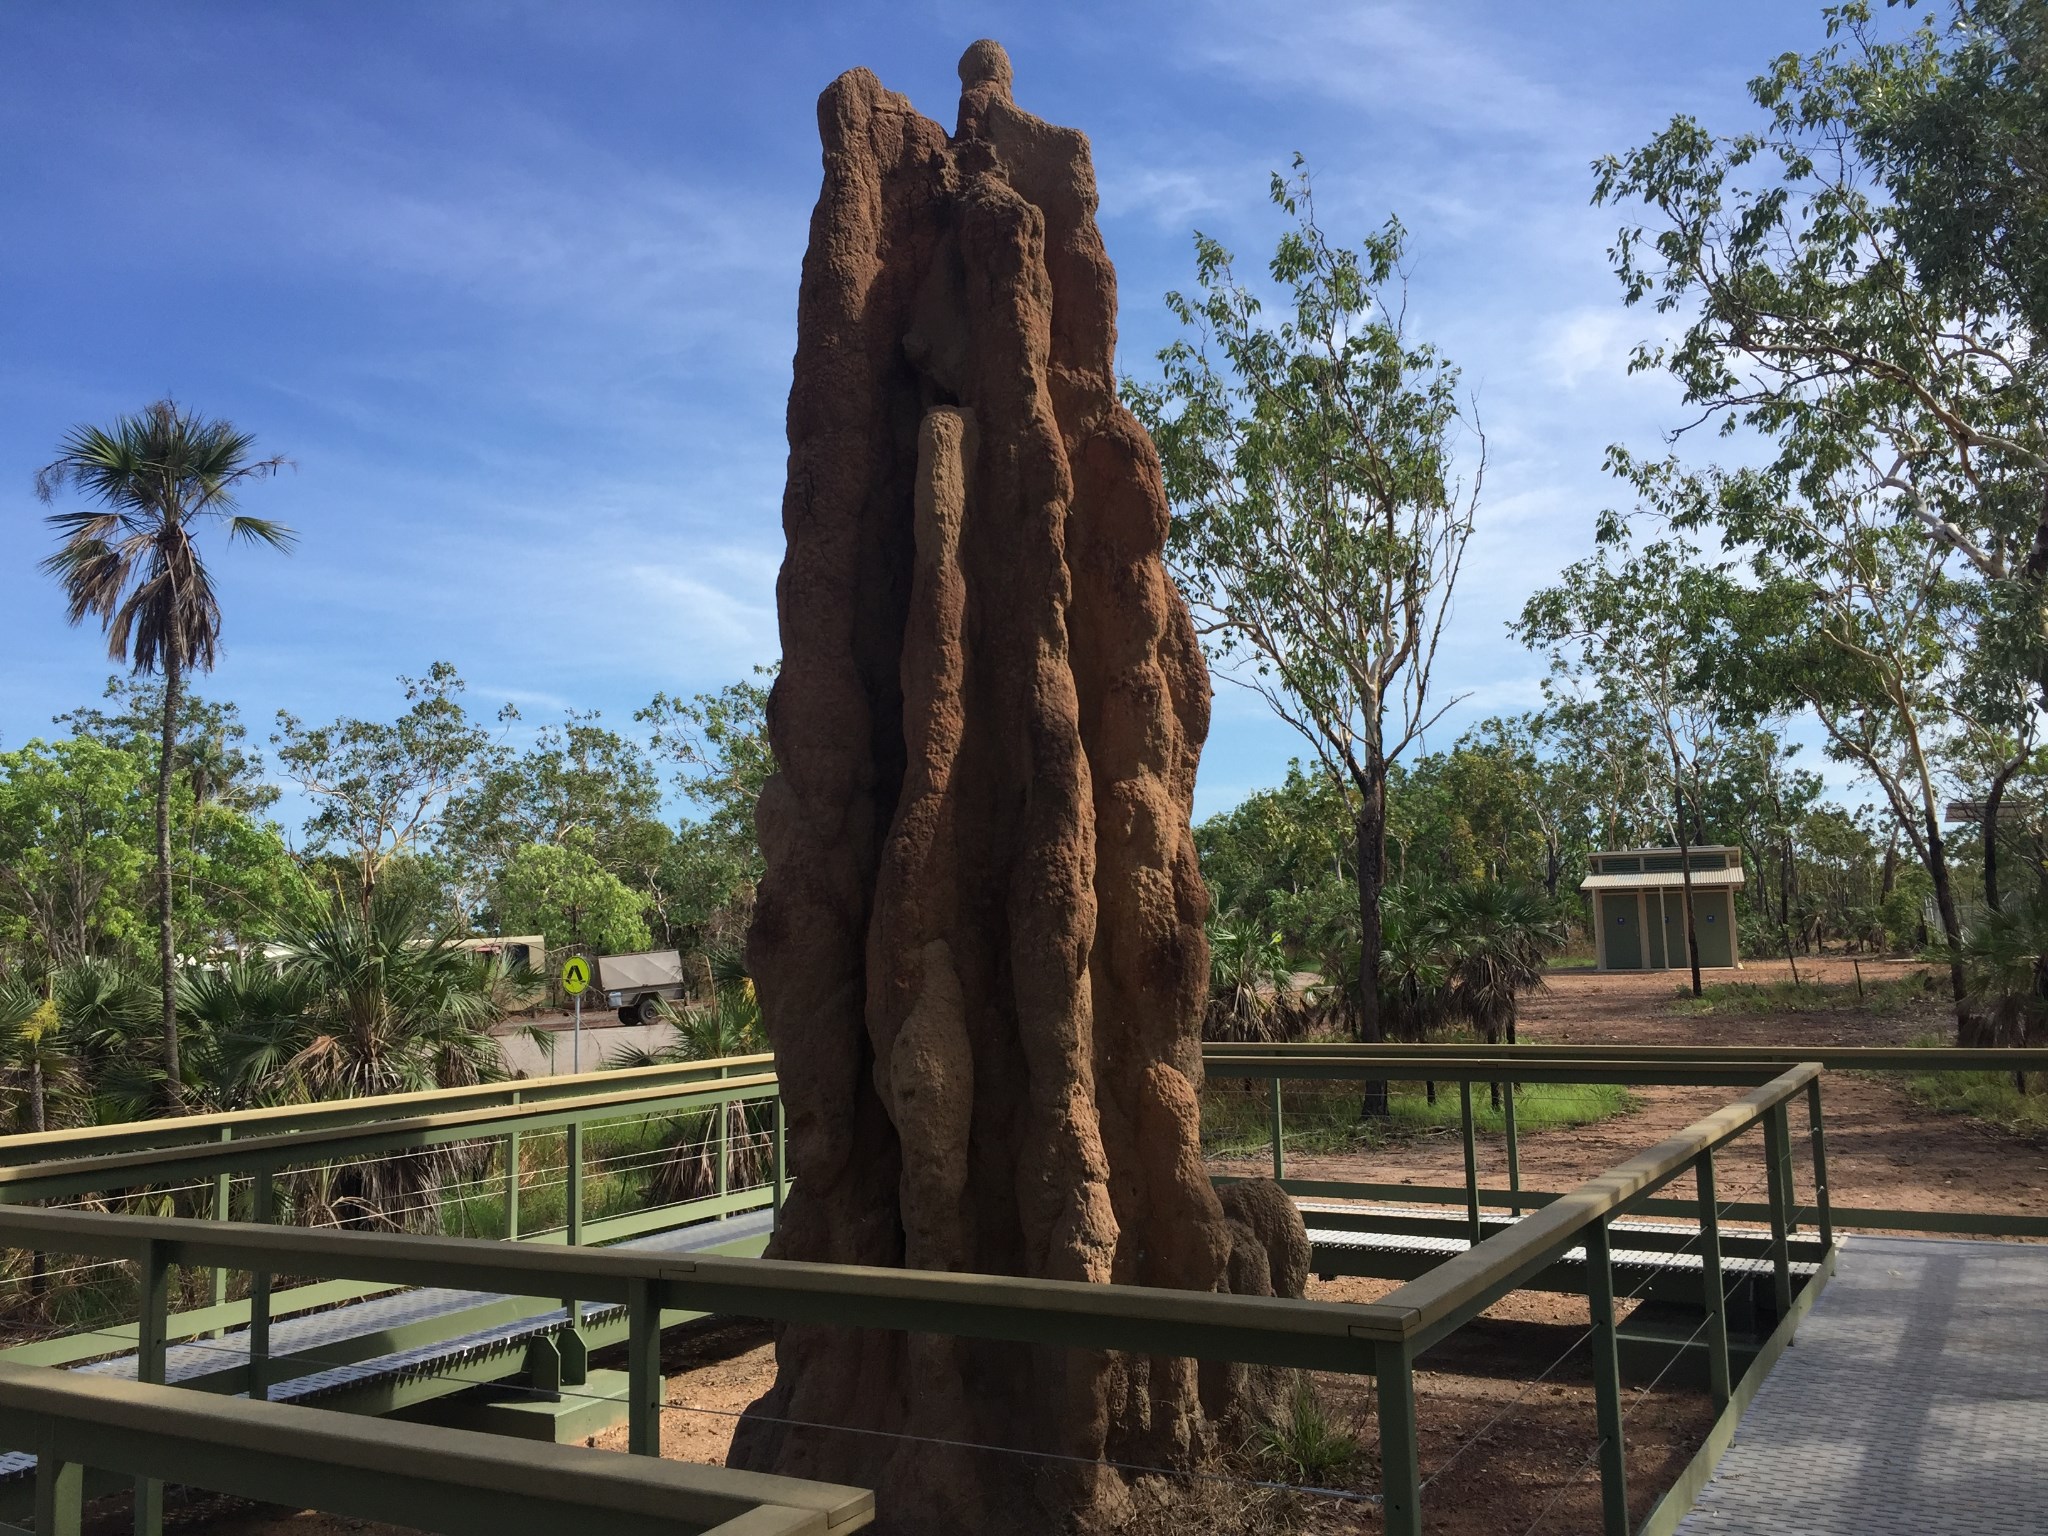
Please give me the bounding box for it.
[1206,1041,2048,1073]
[1385,1065,1820,1353]
[0,1077,781,1204]
[0,1203,1411,1363]
[0,1362,872,1536]
[0,1055,776,1167]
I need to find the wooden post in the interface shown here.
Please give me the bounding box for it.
[1586,1219,1630,1536]
[1696,1151,1732,1413]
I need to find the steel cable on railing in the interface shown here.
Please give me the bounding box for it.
[1413,1144,1774,1498]
[33,1318,1378,1511]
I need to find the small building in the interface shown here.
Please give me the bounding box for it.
[1580,847,1745,972]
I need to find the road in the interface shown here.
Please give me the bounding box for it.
[491,1012,673,1078]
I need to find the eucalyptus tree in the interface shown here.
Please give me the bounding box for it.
[35,401,292,1102]
[274,663,496,922]
[1518,520,1741,996]
[638,674,774,956]
[442,709,662,898]
[1593,1,2045,618]
[1127,159,1482,1091]
[1660,456,1981,1030]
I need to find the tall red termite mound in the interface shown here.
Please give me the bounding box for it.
[733,39,1307,1532]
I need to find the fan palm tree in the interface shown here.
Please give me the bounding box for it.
[1205,921,1299,1042]
[1437,882,1568,1110]
[36,402,292,1105]
[1958,890,2048,1053]
[608,951,770,1204]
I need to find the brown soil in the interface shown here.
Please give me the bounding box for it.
[166,958,2043,1534]
[1220,959,2048,1229]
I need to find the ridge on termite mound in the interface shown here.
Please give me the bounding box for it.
[731,39,1310,1533]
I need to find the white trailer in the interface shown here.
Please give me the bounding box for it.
[596,949,689,1025]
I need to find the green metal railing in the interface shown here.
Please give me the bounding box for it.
[0,1054,1831,1536]
[1203,1041,2048,1240]
[0,1359,872,1536]
[0,1063,787,1400]
[0,1054,777,1166]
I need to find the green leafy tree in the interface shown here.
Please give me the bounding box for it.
[274,663,494,921]
[1594,2,2045,610]
[225,886,514,1105]
[638,674,773,955]
[1436,882,1568,1051]
[36,400,292,1101]
[0,739,151,966]
[1518,522,1744,996]
[1127,160,1482,1093]
[443,710,662,898]
[493,838,651,958]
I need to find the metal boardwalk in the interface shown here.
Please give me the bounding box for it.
[1677,1235,2048,1534]
[0,1208,776,1484]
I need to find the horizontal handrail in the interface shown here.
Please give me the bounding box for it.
[0,1203,1414,1361]
[1204,1041,2048,1072]
[1378,1063,1822,1351]
[0,1052,777,1166]
[1202,1050,1792,1086]
[0,1360,872,1536]
[0,1072,781,1204]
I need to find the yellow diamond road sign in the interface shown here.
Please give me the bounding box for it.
[560,956,591,996]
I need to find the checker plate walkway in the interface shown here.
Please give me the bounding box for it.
[1677,1235,2048,1534]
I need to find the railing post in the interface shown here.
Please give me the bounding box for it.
[249,1165,274,1402]
[1375,1341,1422,1536]
[771,1094,786,1226]
[1762,1107,1795,1318]
[1585,1218,1630,1536]
[134,1238,169,1536]
[34,1431,82,1536]
[1696,1150,1732,1413]
[209,1127,232,1320]
[1459,1080,1482,1247]
[716,1066,730,1208]
[565,1121,584,1246]
[1806,1078,1833,1254]
[1269,1077,1285,1183]
[505,1127,521,1241]
[563,1120,584,1339]
[1503,1082,1521,1218]
[627,1277,661,1457]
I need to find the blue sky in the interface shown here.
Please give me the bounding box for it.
[0,2,1866,828]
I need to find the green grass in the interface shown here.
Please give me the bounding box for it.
[1894,1032,2048,1136]
[1664,973,1938,1017]
[1201,1076,1636,1159]
[1249,1377,1360,1485]
[1544,954,1600,971]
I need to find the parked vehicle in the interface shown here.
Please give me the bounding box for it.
[597,949,689,1024]
[451,934,545,972]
